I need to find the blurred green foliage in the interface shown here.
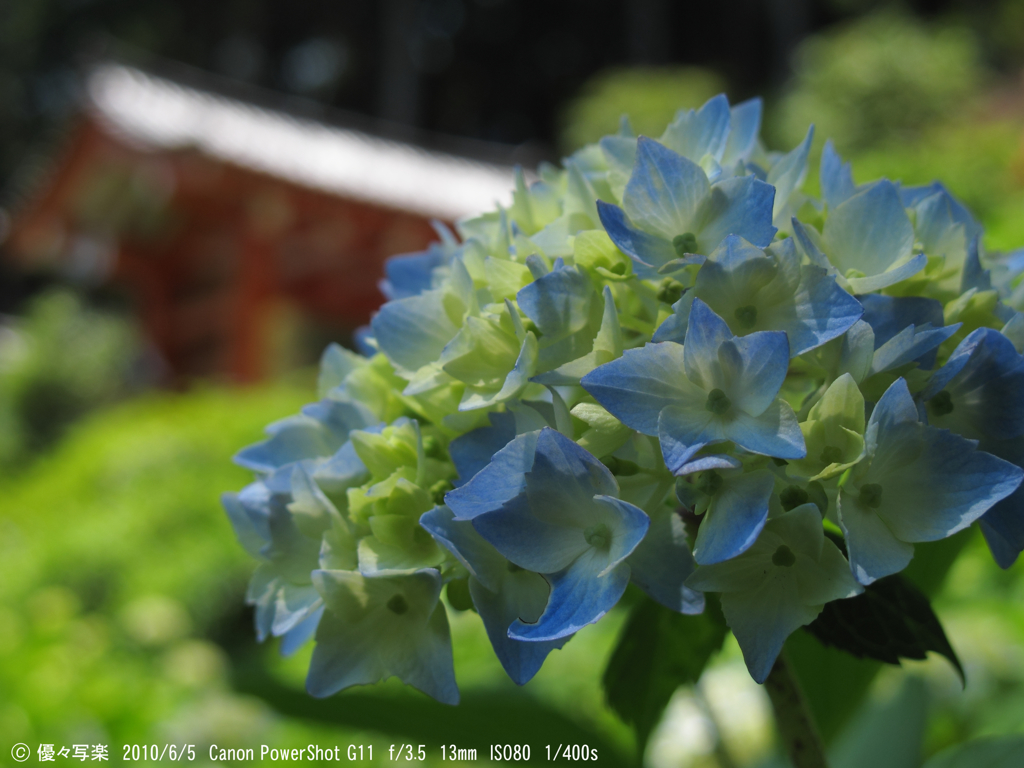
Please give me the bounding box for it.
[559,67,727,153]
[0,383,637,763]
[771,11,984,152]
[0,289,140,468]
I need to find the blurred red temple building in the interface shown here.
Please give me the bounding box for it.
[4,64,516,383]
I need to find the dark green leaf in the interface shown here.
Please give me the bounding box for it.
[602,596,727,755]
[803,573,964,684]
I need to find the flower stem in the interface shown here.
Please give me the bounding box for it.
[764,653,829,768]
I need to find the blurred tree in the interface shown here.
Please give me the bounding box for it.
[771,10,985,151]
[0,289,141,467]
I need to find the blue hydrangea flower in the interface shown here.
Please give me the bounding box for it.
[924,328,1024,566]
[652,235,863,356]
[597,137,776,271]
[420,506,567,685]
[306,568,458,704]
[447,428,651,640]
[837,378,1023,584]
[686,504,863,683]
[583,298,805,473]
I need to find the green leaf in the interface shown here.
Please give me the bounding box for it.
[923,735,1024,768]
[803,573,964,684]
[602,595,727,755]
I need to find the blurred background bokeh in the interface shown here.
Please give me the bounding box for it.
[3,0,1024,766]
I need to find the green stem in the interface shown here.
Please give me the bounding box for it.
[764,654,829,768]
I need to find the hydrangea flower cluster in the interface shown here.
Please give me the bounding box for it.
[224,95,1024,701]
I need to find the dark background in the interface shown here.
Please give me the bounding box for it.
[0,0,1014,191]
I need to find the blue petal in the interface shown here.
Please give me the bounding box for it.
[820,139,858,209]
[597,200,676,268]
[471,492,590,574]
[623,137,710,240]
[693,470,774,564]
[868,378,920,434]
[627,507,704,614]
[868,323,961,376]
[838,490,915,584]
[420,505,506,593]
[717,330,791,417]
[980,485,1024,568]
[871,423,1023,544]
[235,416,341,473]
[926,328,1024,440]
[767,125,814,224]
[222,485,271,558]
[469,575,567,684]
[313,441,371,495]
[280,605,324,656]
[371,289,460,373]
[380,243,447,300]
[845,253,928,294]
[525,427,619,509]
[823,180,914,278]
[901,182,982,244]
[697,175,777,251]
[302,398,377,436]
[961,236,991,293]
[658,408,713,474]
[445,430,541,520]
[660,94,731,162]
[859,293,944,350]
[583,342,704,436]
[764,264,864,356]
[448,411,517,486]
[307,569,458,704]
[516,264,594,338]
[726,400,806,459]
[722,98,762,166]
[683,299,735,390]
[508,555,632,641]
[651,293,694,344]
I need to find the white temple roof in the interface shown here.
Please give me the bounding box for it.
[86,64,516,221]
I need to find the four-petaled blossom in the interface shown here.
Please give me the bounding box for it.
[687,503,863,683]
[583,298,806,474]
[598,136,777,271]
[307,568,458,704]
[447,428,651,640]
[837,378,1023,584]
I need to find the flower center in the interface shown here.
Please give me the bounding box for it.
[696,469,724,496]
[386,594,409,615]
[820,445,844,465]
[780,485,809,511]
[733,304,758,329]
[706,388,732,415]
[672,232,699,257]
[858,483,883,509]
[772,544,796,568]
[656,278,685,305]
[929,390,954,416]
[584,523,612,549]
